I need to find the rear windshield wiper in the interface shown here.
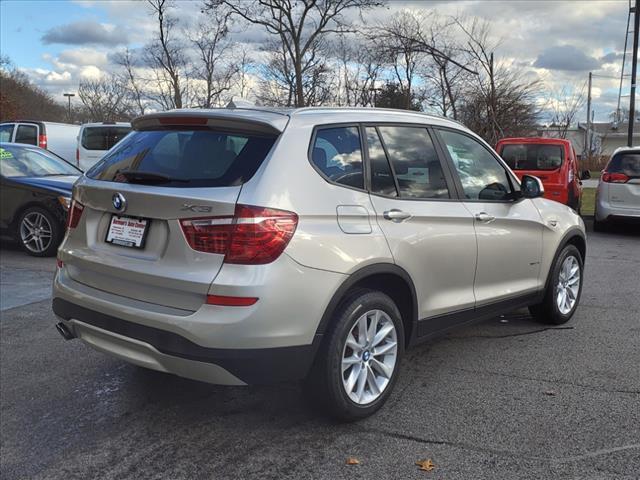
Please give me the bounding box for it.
[115,170,190,185]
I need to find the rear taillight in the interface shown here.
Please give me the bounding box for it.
[66,200,84,229]
[179,204,298,264]
[38,134,47,149]
[602,172,629,183]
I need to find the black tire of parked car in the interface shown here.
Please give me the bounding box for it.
[593,217,608,232]
[529,244,583,325]
[17,206,64,257]
[304,288,405,421]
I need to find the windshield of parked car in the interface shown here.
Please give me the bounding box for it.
[0,144,80,177]
[86,129,277,187]
[606,152,640,178]
[500,144,564,171]
[81,126,132,151]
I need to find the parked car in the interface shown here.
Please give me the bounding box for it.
[496,137,588,212]
[594,146,640,231]
[0,121,80,164]
[77,122,131,171]
[0,143,80,256]
[52,108,586,420]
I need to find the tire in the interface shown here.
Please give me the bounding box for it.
[304,289,405,421]
[17,206,63,257]
[593,217,608,232]
[529,244,583,325]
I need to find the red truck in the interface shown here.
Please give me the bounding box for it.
[496,137,588,212]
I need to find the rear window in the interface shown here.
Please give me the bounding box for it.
[87,129,277,188]
[501,144,564,171]
[81,126,132,151]
[607,152,640,177]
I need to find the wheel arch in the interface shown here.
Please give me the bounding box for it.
[543,227,586,290]
[315,263,418,348]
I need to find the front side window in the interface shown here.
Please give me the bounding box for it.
[439,129,513,201]
[311,126,364,189]
[377,126,449,199]
[15,124,38,145]
[87,129,276,188]
[0,145,80,178]
[501,143,564,171]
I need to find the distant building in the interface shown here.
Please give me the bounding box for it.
[536,121,640,158]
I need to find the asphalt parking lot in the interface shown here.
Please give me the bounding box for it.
[1,224,639,480]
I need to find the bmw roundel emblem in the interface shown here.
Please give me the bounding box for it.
[112,193,126,212]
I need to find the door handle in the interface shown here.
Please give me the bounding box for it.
[474,212,495,223]
[383,209,411,222]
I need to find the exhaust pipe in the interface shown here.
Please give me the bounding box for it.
[56,322,75,341]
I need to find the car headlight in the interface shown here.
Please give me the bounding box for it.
[58,196,71,210]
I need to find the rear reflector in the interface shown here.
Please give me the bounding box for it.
[602,172,629,183]
[66,200,84,229]
[38,134,47,149]
[179,204,298,264]
[206,295,258,307]
[56,259,63,269]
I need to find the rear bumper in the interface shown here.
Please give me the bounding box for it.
[595,197,640,222]
[53,297,322,385]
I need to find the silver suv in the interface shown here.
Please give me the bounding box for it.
[52,108,586,420]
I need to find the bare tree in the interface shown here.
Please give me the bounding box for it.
[114,48,146,116]
[233,48,254,99]
[376,11,430,110]
[332,34,382,106]
[146,0,186,109]
[190,10,236,108]
[547,82,586,138]
[456,17,540,144]
[206,0,381,107]
[77,75,133,121]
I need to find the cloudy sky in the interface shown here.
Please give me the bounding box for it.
[0,0,633,122]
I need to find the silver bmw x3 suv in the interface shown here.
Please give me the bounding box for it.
[53,107,586,419]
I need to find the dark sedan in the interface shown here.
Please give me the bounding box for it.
[0,143,80,256]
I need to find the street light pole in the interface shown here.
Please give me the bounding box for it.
[628,0,639,147]
[63,93,75,121]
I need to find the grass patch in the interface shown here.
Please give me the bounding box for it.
[589,170,601,180]
[581,188,596,216]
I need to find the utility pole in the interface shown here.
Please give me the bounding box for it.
[628,0,639,147]
[63,93,75,122]
[585,72,592,158]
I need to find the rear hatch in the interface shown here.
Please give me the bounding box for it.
[603,151,640,209]
[63,114,282,311]
[499,142,566,202]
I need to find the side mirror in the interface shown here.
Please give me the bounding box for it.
[580,169,591,180]
[521,175,545,199]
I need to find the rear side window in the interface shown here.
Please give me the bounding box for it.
[81,126,132,151]
[0,124,14,142]
[501,143,564,171]
[15,125,38,145]
[87,129,276,188]
[311,126,364,189]
[366,127,397,197]
[377,126,449,199]
[607,152,640,177]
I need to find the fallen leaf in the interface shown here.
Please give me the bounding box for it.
[346,457,360,465]
[416,459,435,471]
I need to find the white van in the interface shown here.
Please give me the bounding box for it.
[0,121,80,163]
[77,122,131,171]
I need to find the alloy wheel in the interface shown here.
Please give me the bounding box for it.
[556,255,580,315]
[341,309,398,405]
[20,211,53,254]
